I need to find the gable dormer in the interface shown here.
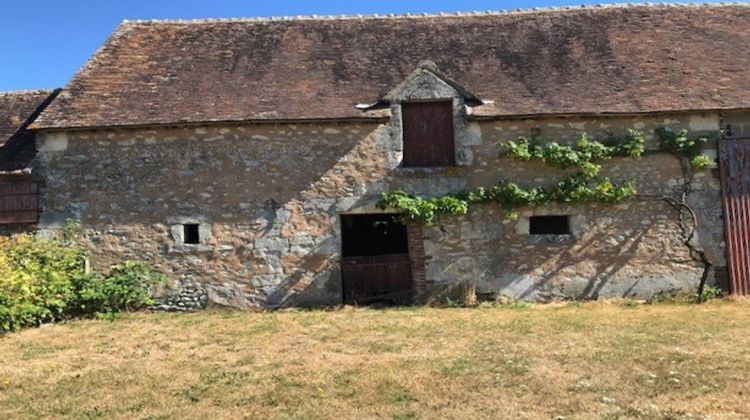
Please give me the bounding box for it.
[361,62,482,168]
[381,61,482,106]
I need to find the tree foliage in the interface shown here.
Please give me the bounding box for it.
[381,175,636,223]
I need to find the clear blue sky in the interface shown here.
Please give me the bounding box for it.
[0,0,723,91]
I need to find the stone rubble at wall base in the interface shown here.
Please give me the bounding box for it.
[151,285,208,312]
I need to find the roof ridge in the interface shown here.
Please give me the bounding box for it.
[0,89,57,96]
[121,2,750,24]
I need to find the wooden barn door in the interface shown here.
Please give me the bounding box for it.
[719,139,750,295]
[340,214,413,305]
[341,254,413,305]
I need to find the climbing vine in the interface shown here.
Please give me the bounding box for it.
[654,127,717,170]
[379,127,719,224]
[652,127,720,301]
[500,129,645,176]
[380,174,636,224]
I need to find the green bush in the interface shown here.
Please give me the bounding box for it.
[0,234,85,330]
[0,233,166,332]
[73,261,166,314]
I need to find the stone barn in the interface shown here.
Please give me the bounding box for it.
[24,4,750,308]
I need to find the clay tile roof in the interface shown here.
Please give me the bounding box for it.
[0,90,58,145]
[34,3,750,129]
[0,89,59,171]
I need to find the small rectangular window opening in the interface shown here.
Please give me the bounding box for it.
[724,113,750,139]
[184,224,200,244]
[529,215,570,235]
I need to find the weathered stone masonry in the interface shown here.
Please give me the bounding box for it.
[35,122,393,308]
[28,5,750,307]
[33,109,726,307]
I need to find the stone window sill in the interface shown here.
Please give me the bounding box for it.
[394,165,468,178]
[170,243,213,253]
[527,234,576,244]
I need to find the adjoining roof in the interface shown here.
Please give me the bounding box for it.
[0,90,60,171]
[0,90,58,146]
[34,3,750,130]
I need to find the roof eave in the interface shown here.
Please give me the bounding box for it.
[30,115,392,132]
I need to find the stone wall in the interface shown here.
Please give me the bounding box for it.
[392,112,725,301]
[35,122,393,308]
[33,109,726,307]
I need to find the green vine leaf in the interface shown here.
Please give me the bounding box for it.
[691,155,714,170]
[381,126,708,225]
[380,174,637,225]
[498,130,644,176]
[655,127,719,166]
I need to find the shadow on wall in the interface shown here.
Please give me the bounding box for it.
[0,132,36,172]
[419,201,705,304]
[50,123,395,308]
[47,122,710,308]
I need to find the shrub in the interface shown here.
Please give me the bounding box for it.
[94,261,166,313]
[0,233,166,332]
[65,272,104,317]
[0,234,86,331]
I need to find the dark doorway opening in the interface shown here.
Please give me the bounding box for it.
[342,214,408,257]
[340,214,413,305]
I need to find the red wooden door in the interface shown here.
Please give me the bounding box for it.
[719,139,750,295]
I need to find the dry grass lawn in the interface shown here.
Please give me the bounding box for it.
[1,300,749,419]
